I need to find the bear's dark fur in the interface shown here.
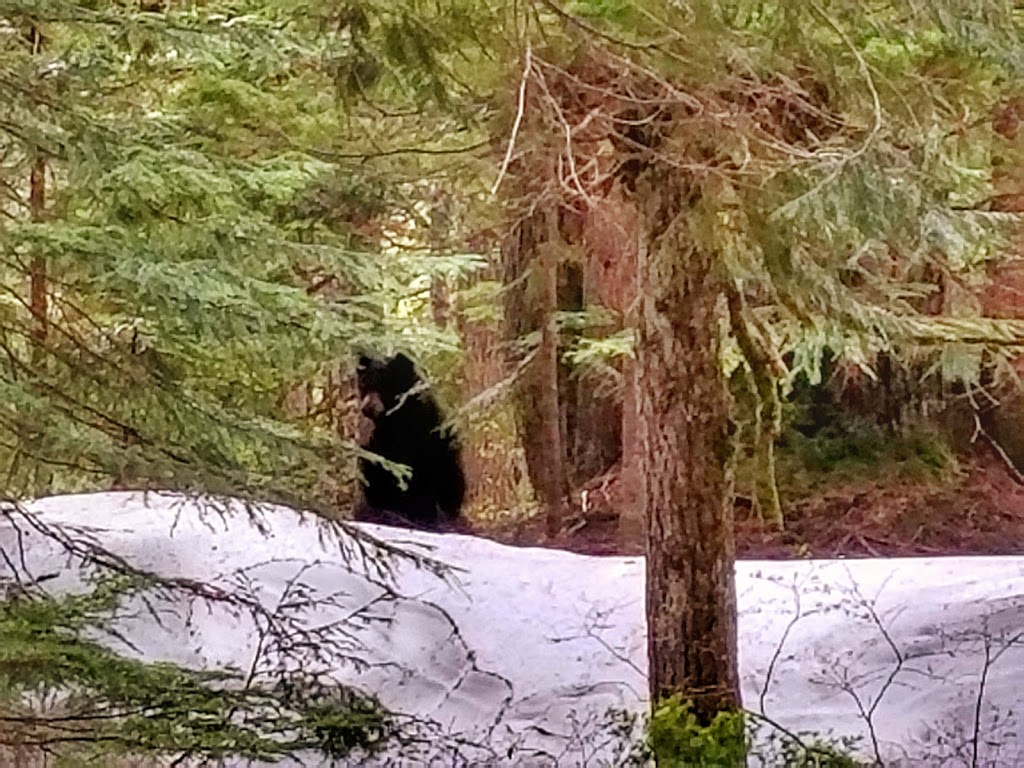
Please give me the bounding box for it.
[352,352,467,531]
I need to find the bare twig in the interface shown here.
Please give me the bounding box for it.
[492,43,533,196]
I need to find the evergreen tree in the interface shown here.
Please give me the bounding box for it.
[0,0,465,509]
[472,0,1024,740]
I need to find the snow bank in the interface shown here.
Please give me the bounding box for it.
[2,492,1022,765]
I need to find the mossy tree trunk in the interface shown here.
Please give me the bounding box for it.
[537,208,570,535]
[635,167,741,724]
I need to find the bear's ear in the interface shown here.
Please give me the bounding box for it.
[357,354,373,369]
[390,352,416,377]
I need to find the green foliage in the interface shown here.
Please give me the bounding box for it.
[775,396,956,495]
[565,0,635,23]
[609,703,867,767]
[774,739,865,767]
[292,0,504,109]
[0,573,391,763]
[0,0,486,511]
[646,696,748,767]
[8,0,1018,523]
[456,278,503,325]
[782,417,951,477]
[565,328,633,366]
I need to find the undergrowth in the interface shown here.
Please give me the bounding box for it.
[609,698,866,767]
[0,574,391,765]
[776,415,956,494]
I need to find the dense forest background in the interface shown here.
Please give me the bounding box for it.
[6,0,1024,554]
[6,1,1024,762]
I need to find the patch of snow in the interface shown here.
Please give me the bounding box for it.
[2,492,1022,765]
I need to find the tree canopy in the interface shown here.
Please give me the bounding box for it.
[0,0,488,508]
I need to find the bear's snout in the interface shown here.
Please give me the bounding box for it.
[360,392,386,419]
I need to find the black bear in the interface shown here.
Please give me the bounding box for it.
[352,352,467,531]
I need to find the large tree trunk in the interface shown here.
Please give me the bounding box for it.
[572,217,622,484]
[636,169,740,724]
[583,190,642,543]
[557,257,584,483]
[537,209,570,535]
[455,258,523,515]
[619,360,642,542]
[502,210,570,526]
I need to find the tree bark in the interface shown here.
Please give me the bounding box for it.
[430,278,450,329]
[29,156,47,359]
[576,188,642,542]
[557,258,583,482]
[502,210,570,523]
[618,357,642,542]
[537,209,570,536]
[455,258,522,514]
[428,190,451,330]
[636,169,740,724]
[572,243,621,484]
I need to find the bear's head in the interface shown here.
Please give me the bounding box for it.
[355,352,421,420]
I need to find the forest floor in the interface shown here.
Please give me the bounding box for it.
[482,446,1024,559]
